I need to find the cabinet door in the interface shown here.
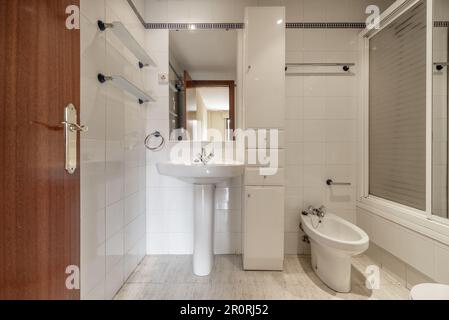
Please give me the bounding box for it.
[243,187,284,270]
[244,7,285,129]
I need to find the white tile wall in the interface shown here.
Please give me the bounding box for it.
[357,208,449,285]
[281,0,395,254]
[143,0,395,255]
[283,28,360,254]
[80,0,148,300]
[145,0,394,23]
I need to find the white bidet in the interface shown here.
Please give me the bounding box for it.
[301,212,369,293]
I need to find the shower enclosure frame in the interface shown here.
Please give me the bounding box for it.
[357,0,449,247]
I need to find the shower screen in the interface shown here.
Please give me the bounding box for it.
[369,1,427,210]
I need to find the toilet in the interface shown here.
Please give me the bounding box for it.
[410,283,449,300]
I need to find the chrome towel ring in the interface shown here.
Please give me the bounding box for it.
[145,131,165,152]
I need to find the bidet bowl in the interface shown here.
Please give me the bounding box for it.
[301,213,369,254]
[301,213,370,293]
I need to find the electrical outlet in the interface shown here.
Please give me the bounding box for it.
[158,72,168,84]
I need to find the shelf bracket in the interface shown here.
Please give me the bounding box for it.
[97,20,114,31]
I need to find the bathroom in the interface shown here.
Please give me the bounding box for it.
[1,0,449,306]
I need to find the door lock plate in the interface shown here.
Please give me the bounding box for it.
[63,104,84,174]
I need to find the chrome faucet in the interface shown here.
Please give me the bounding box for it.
[195,147,215,165]
[302,205,327,219]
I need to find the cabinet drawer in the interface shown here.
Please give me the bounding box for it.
[245,168,285,186]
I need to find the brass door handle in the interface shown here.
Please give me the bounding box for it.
[63,104,86,175]
[62,121,88,133]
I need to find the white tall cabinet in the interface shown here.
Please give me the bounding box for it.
[242,7,286,271]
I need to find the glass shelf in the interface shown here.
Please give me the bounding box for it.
[98,74,156,104]
[98,20,157,69]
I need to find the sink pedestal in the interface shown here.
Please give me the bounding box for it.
[193,184,215,276]
[156,162,244,276]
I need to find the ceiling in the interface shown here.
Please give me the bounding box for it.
[170,30,238,77]
[197,87,230,111]
[186,87,230,112]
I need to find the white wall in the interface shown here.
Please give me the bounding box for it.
[284,29,360,253]
[358,208,449,285]
[80,0,149,300]
[145,0,392,23]
[143,0,395,255]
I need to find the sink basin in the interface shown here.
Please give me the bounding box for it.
[157,162,245,185]
[156,161,245,277]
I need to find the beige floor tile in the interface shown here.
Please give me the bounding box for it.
[115,254,410,300]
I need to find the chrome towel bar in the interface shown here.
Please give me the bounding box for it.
[326,179,351,186]
[286,62,356,73]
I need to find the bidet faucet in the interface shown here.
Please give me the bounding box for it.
[195,147,215,165]
[314,205,327,218]
[302,205,327,219]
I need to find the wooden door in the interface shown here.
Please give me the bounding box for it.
[0,0,80,300]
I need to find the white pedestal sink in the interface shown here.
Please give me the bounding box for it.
[156,162,245,276]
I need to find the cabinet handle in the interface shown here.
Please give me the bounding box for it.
[247,194,251,198]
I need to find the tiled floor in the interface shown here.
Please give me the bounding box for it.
[114,255,410,300]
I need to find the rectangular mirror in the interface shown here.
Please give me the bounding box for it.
[432,0,449,220]
[169,29,238,141]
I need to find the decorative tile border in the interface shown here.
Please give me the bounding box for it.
[145,22,369,30]
[128,0,449,30]
[145,23,244,30]
[286,22,367,29]
[435,21,449,28]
